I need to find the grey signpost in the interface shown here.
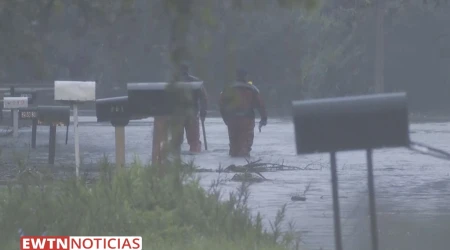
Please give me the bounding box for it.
[292,93,409,250]
[54,81,96,178]
[3,97,29,137]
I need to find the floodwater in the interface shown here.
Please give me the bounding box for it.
[1,117,450,250]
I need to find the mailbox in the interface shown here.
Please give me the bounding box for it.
[127,81,203,117]
[54,81,96,101]
[292,93,409,154]
[19,107,38,120]
[14,90,37,105]
[96,96,132,126]
[3,97,28,109]
[37,106,70,126]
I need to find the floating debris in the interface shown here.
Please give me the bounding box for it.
[291,195,307,201]
[231,172,266,183]
[291,181,312,202]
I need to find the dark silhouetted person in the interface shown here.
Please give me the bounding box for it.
[171,63,208,153]
[219,69,267,157]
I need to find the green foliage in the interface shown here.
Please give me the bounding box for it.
[3,0,448,109]
[0,160,301,250]
[277,0,321,10]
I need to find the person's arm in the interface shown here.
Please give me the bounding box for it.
[253,88,268,125]
[199,85,208,121]
[219,89,229,126]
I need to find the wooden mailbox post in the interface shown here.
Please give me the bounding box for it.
[95,96,133,168]
[126,82,203,165]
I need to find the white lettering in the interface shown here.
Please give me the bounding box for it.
[47,238,55,248]
[31,238,46,249]
[22,238,30,249]
[57,238,68,249]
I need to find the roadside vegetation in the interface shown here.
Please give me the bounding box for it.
[0,159,301,250]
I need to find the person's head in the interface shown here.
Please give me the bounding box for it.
[236,69,248,82]
[176,63,190,77]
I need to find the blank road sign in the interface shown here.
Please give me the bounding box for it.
[3,97,28,109]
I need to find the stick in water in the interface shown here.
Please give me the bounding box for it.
[201,119,208,150]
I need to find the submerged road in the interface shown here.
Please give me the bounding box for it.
[1,117,450,250]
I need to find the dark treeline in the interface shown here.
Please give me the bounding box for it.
[1,0,450,114]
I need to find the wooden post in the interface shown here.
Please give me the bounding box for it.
[73,103,80,178]
[12,109,19,137]
[151,117,162,165]
[152,116,168,166]
[48,124,57,165]
[31,119,37,148]
[10,87,14,128]
[65,123,69,145]
[374,0,384,93]
[115,126,125,167]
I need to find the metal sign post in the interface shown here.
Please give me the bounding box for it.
[12,109,19,137]
[48,124,57,164]
[329,152,343,250]
[32,118,37,148]
[65,123,69,145]
[9,86,15,127]
[366,149,379,250]
[73,103,80,176]
[292,93,409,250]
[54,80,96,178]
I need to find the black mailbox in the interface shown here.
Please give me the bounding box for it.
[14,90,37,105]
[96,96,132,126]
[127,82,203,117]
[37,106,70,126]
[19,107,38,120]
[292,93,409,154]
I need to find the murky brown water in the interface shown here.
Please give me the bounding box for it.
[1,117,450,250]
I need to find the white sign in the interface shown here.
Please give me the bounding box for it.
[3,97,28,109]
[54,81,96,101]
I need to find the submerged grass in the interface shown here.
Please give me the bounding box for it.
[0,159,301,250]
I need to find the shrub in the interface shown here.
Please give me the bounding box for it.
[0,159,301,250]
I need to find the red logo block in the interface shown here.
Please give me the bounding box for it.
[20,236,142,250]
[21,236,70,250]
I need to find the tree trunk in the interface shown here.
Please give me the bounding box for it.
[374,0,385,93]
[222,0,236,85]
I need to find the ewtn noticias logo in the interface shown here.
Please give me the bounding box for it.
[20,236,142,250]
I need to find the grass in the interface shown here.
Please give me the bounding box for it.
[0,159,302,250]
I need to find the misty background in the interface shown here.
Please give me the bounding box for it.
[1,0,450,115]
